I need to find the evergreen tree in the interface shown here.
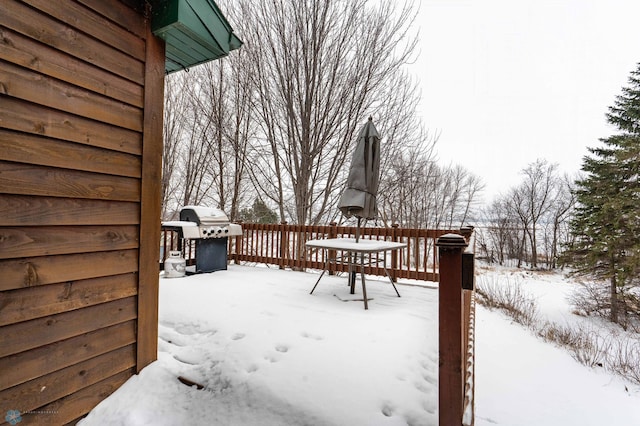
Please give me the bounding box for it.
[239,198,279,224]
[568,63,640,325]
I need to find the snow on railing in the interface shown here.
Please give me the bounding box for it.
[463,291,477,426]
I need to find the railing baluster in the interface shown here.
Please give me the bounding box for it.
[162,222,470,286]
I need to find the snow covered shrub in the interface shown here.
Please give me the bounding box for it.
[568,326,613,368]
[476,276,539,327]
[571,281,640,331]
[538,322,611,368]
[609,339,640,385]
[538,322,582,348]
[570,281,610,318]
[620,290,640,332]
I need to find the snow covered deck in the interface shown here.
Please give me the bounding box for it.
[81,265,439,425]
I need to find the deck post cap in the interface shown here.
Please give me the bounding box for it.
[436,233,468,248]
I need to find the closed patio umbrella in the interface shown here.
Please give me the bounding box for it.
[337,117,381,297]
[338,117,380,229]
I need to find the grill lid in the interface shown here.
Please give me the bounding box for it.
[180,206,229,225]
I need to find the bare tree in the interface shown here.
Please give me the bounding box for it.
[223,52,257,221]
[160,46,255,221]
[379,150,483,231]
[484,160,575,269]
[378,141,438,227]
[481,197,518,265]
[186,54,255,221]
[546,173,576,268]
[506,186,531,267]
[161,73,189,219]
[519,159,558,268]
[179,84,217,208]
[438,164,484,229]
[235,0,419,225]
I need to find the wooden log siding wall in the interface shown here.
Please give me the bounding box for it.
[0,1,164,424]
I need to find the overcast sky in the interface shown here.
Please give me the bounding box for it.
[413,0,640,201]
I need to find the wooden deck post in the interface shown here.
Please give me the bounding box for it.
[279,221,288,269]
[231,221,242,264]
[437,233,468,426]
[137,14,165,373]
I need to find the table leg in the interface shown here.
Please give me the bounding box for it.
[383,267,401,297]
[349,252,356,294]
[360,252,368,310]
[310,254,331,294]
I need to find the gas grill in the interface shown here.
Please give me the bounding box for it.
[161,206,242,274]
[179,205,242,239]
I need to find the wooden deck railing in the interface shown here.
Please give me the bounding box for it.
[228,222,461,282]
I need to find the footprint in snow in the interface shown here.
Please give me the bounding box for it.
[264,354,279,363]
[413,380,431,394]
[381,403,395,417]
[422,398,437,414]
[422,371,437,385]
[174,354,197,365]
[173,347,206,365]
[419,359,432,370]
[300,332,323,341]
[173,324,200,335]
[158,331,187,347]
[275,344,289,353]
[231,333,246,341]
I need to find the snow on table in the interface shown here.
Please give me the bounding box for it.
[305,237,407,253]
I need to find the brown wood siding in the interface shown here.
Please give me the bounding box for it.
[0,97,143,155]
[136,11,165,373]
[0,196,140,227]
[0,1,145,84]
[0,321,136,389]
[0,250,140,291]
[0,345,137,418]
[0,130,142,177]
[26,369,134,425]
[0,0,163,423]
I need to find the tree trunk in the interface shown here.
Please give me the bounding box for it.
[610,258,618,324]
[529,225,538,268]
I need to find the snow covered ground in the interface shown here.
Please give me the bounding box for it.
[80,264,640,425]
[474,265,640,426]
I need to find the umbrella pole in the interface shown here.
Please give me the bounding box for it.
[350,217,362,294]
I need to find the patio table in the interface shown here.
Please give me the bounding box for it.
[305,238,407,309]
